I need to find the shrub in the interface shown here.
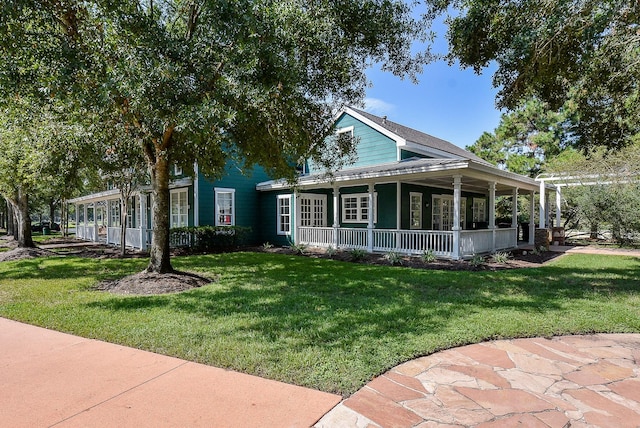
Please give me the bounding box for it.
[262,242,274,250]
[491,251,511,264]
[469,254,485,267]
[169,226,250,251]
[384,250,403,266]
[326,246,337,258]
[421,249,437,263]
[349,248,367,261]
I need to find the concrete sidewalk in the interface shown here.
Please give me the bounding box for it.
[0,318,341,428]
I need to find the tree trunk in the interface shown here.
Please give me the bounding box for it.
[9,190,35,248]
[120,198,127,257]
[49,200,56,229]
[146,154,173,273]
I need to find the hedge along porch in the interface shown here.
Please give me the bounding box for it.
[257,157,542,260]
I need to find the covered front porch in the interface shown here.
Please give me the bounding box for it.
[69,189,151,250]
[259,158,546,260]
[298,226,520,259]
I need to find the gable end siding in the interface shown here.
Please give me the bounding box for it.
[308,113,398,174]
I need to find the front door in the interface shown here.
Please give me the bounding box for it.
[432,196,465,230]
[299,194,327,227]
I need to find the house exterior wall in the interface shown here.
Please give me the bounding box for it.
[197,161,272,244]
[307,112,398,174]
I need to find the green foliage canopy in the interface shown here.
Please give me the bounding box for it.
[427,0,639,150]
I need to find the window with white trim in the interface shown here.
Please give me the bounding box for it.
[410,192,422,229]
[277,195,291,235]
[170,189,189,228]
[472,198,487,223]
[215,188,235,226]
[174,165,183,176]
[341,193,376,223]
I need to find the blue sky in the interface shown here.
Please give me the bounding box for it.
[362,18,504,150]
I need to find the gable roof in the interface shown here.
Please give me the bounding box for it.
[346,107,490,165]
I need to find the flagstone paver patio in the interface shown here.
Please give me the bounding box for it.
[316,334,640,428]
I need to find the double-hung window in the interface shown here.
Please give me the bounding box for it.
[341,193,376,223]
[215,188,235,226]
[170,189,189,228]
[277,195,292,235]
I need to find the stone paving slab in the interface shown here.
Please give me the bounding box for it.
[0,318,341,427]
[316,334,640,428]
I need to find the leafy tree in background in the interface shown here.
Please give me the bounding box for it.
[2,0,431,273]
[546,144,640,243]
[427,0,639,151]
[467,98,569,177]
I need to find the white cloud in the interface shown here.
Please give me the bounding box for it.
[364,98,396,116]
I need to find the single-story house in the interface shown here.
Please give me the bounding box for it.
[69,107,553,259]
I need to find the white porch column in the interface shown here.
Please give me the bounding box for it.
[84,204,89,241]
[193,163,199,227]
[140,193,148,250]
[452,176,462,260]
[294,193,300,245]
[512,188,519,228]
[93,203,99,242]
[332,186,339,248]
[539,180,546,229]
[75,203,79,238]
[367,183,374,253]
[555,185,562,227]
[529,191,536,245]
[488,182,496,252]
[396,181,401,250]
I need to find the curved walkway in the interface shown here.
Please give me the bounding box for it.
[316,334,640,428]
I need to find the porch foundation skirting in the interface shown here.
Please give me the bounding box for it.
[297,226,518,259]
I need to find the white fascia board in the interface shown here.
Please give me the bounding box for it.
[467,161,540,191]
[257,161,470,191]
[343,107,406,146]
[68,178,193,203]
[67,189,121,204]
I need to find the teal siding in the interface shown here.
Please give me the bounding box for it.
[308,113,398,174]
[258,191,294,246]
[375,183,397,229]
[400,184,486,230]
[197,161,272,244]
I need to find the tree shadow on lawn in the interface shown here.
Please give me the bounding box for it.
[87,253,640,351]
[0,256,147,282]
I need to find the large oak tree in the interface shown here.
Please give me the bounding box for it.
[2,0,430,272]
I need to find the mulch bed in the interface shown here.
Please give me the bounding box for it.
[258,246,562,271]
[94,270,214,295]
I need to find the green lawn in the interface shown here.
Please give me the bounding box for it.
[1,251,639,395]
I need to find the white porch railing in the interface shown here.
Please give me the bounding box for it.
[338,228,368,250]
[298,227,336,247]
[459,229,493,257]
[298,226,518,259]
[495,228,517,250]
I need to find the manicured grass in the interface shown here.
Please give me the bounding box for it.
[0,252,639,395]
